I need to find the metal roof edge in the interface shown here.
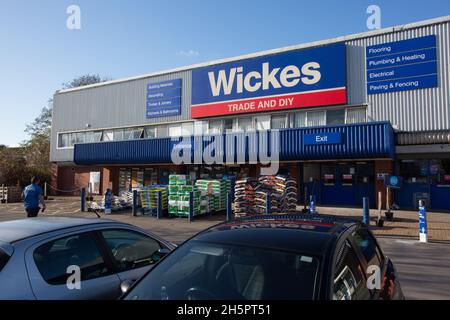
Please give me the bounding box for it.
[56,15,450,95]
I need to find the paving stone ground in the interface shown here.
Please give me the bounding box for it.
[1,197,449,242]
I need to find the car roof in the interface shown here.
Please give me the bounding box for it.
[193,214,358,256]
[0,217,121,243]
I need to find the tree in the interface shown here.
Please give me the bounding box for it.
[0,74,110,188]
[62,74,110,89]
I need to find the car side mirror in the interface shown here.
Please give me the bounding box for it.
[158,248,170,256]
[120,280,135,294]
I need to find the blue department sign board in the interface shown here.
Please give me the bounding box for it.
[366,35,438,94]
[146,79,182,118]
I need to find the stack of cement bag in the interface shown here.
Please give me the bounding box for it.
[234,175,298,216]
[258,175,298,213]
[234,178,257,217]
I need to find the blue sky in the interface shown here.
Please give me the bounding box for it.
[0,0,449,146]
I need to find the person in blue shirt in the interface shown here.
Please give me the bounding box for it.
[22,176,46,217]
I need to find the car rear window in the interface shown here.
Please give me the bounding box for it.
[0,249,11,272]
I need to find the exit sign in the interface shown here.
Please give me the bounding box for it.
[304,132,342,145]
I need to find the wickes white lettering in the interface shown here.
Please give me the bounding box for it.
[208,61,321,97]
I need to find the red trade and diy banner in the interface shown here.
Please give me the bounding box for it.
[191,43,347,118]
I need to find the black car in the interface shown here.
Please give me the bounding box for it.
[123,214,404,300]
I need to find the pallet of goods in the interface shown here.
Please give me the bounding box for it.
[140,186,168,212]
[195,178,230,212]
[168,175,203,217]
[234,178,257,217]
[1,186,22,203]
[233,175,298,216]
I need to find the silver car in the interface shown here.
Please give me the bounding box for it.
[0,217,175,300]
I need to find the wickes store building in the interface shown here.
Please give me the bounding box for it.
[50,15,450,211]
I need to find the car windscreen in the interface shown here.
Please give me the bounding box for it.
[0,248,11,272]
[124,240,320,300]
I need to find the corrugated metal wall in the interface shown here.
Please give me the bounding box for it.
[346,22,450,131]
[53,19,450,163]
[50,70,192,162]
[74,122,394,165]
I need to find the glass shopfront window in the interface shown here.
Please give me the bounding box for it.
[339,163,354,186]
[255,116,271,131]
[321,163,336,185]
[306,111,326,127]
[430,159,450,185]
[237,117,253,132]
[399,160,428,184]
[327,109,346,125]
[271,115,288,129]
[224,119,233,132]
[144,127,156,139]
[346,108,367,124]
[294,112,306,128]
[208,120,222,134]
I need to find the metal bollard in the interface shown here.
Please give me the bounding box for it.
[226,192,233,222]
[419,200,428,243]
[265,193,272,214]
[80,188,86,212]
[309,195,316,214]
[363,197,370,225]
[157,190,163,219]
[44,182,48,200]
[132,190,138,216]
[188,191,194,222]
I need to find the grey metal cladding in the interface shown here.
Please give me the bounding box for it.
[50,70,192,161]
[50,18,450,162]
[345,21,450,132]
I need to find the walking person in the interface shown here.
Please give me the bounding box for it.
[22,176,46,217]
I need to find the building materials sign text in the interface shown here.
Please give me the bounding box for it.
[146,79,182,118]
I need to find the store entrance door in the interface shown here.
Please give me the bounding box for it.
[355,162,375,207]
[303,162,375,207]
[429,159,450,211]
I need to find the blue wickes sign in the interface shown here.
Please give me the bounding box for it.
[191,43,347,118]
[366,35,438,94]
[146,79,182,118]
[304,132,342,145]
